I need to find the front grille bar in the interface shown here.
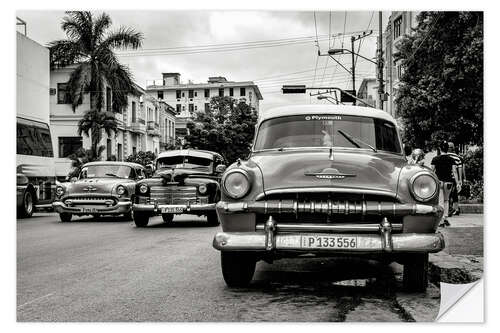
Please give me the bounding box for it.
[220,200,442,217]
[256,222,403,233]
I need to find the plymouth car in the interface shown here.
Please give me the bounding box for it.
[132,149,226,227]
[52,161,146,222]
[212,105,445,292]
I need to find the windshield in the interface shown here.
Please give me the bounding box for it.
[156,155,212,172]
[79,165,135,179]
[254,114,401,153]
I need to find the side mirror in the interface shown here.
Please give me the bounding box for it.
[70,177,78,183]
[215,164,227,174]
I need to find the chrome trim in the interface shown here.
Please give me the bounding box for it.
[53,200,131,214]
[254,187,397,201]
[133,203,216,213]
[256,223,403,233]
[379,218,393,252]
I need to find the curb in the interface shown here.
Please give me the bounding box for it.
[428,252,483,284]
[458,204,483,214]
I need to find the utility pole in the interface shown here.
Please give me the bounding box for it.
[351,36,356,105]
[377,11,384,110]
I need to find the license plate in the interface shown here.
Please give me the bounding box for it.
[276,235,358,249]
[161,206,184,214]
[81,208,98,213]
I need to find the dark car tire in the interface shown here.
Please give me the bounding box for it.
[403,253,429,292]
[206,212,220,226]
[123,212,133,221]
[134,211,150,227]
[162,213,174,223]
[221,252,256,288]
[59,213,72,222]
[19,190,34,218]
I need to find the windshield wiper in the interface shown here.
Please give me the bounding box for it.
[105,173,121,178]
[337,129,377,152]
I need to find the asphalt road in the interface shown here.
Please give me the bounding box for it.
[17,213,444,322]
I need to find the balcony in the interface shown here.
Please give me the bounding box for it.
[127,118,146,134]
[147,121,161,137]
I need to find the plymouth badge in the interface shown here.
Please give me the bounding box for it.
[83,186,97,191]
[304,167,356,180]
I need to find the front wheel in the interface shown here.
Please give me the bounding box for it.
[162,213,174,223]
[206,212,220,226]
[59,213,72,222]
[403,253,429,292]
[221,252,257,288]
[19,190,34,218]
[133,211,150,227]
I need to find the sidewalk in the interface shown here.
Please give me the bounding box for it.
[439,214,483,256]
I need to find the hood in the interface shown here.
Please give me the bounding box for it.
[154,168,214,184]
[251,149,405,195]
[68,178,130,195]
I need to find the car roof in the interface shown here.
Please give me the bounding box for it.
[83,161,145,169]
[258,105,397,125]
[157,149,223,160]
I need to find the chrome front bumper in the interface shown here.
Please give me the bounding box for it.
[52,201,132,214]
[133,203,216,213]
[213,217,444,253]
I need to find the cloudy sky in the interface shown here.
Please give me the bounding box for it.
[17,10,390,111]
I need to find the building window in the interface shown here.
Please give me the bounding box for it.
[189,104,194,113]
[240,87,246,96]
[182,105,186,111]
[194,91,198,97]
[204,89,210,98]
[57,83,71,104]
[158,90,164,99]
[117,143,123,161]
[176,104,181,115]
[58,137,82,158]
[181,92,185,98]
[176,90,181,99]
[229,87,234,96]
[393,16,402,39]
[205,103,210,112]
[132,147,137,155]
[188,90,194,99]
[106,87,112,111]
[107,138,112,159]
[131,101,137,122]
[219,88,224,97]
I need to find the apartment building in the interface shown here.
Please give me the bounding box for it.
[49,68,176,175]
[357,78,377,108]
[379,11,420,117]
[146,73,263,137]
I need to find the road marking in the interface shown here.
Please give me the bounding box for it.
[17,293,54,309]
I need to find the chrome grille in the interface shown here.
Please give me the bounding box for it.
[64,196,116,206]
[150,185,200,204]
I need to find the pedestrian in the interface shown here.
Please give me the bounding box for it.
[447,142,465,216]
[431,141,459,227]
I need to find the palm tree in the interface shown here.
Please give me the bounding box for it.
[77,109,118,159]
[49,11,143,159]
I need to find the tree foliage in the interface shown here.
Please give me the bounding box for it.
[77,109,118,159]
[184,97,258,164]
[395,11,483,149]
[125,151,157,167]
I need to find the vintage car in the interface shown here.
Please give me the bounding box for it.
[132,149,226,227]
[52,161,146,222]
[212,105,445,291]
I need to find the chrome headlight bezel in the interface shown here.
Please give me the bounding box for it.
[116,185,126,196]
[56,186,65,197]
[408,171,438,202]
[139,183,149,194]
[198,184,208,195]
[222,169,252,199]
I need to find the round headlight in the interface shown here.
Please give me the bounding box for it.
[56,186,64,196]
[139,184,149,194]
[198,184,208,195]
[410,173,438,202]
[116,185,126,196]
[223,170,251,199]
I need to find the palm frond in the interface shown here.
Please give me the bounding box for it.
[101,26,143,50]
[92,12,112,46]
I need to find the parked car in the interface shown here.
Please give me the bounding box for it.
[212,105,445,292]
[132,149,226,227]
[52,161,146,222]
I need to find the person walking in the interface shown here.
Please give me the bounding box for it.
[431,141,459,227]
[447,142,465,216]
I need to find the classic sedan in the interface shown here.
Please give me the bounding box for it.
[132,149,226,227]
[53,161,146,222]
[212,105,445,292]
